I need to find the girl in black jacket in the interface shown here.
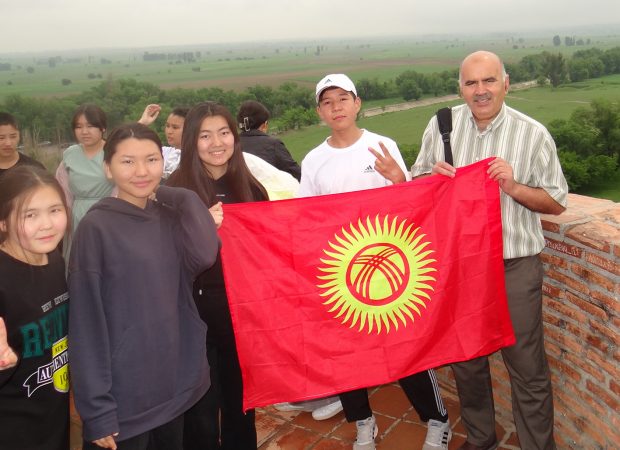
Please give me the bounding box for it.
[168,102,268,450]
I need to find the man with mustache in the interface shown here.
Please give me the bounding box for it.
[412,51,568,450]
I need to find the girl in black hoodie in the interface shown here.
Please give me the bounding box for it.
[168,102,268,450]
[69,123,219,450]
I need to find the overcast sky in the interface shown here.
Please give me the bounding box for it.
[3,0,619,53]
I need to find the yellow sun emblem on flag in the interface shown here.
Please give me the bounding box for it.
[317,215,436,334]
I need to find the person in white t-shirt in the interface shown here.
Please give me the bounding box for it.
[139,104,188,179]
[295,74,451,450]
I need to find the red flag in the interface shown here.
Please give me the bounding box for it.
[220,158,514,411]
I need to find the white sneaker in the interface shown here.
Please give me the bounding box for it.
[422,419,452,450]
[272,401,315,412]
[311,399,343,420]
[353,415,378,450]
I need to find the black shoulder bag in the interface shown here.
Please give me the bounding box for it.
[436,107,453,166]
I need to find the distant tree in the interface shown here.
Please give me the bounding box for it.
[601,46,620,74]
[356,78,390,100]
[519,53,547,79]
[26,66,34,74]
[399,79,422,101]
[543,52,568,87]
[61,78,72,86]
[568,59,590,82]
[553,35,561,46]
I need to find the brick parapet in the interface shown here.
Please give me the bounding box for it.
[436,194,619,448]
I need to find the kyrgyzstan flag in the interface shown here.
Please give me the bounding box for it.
[219,158,514,410]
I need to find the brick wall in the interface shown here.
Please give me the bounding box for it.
[436,193,620,449]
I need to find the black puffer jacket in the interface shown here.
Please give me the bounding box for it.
[240,130,301,180]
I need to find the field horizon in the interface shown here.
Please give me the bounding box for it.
[2,30,620,101]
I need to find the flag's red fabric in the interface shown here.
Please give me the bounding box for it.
[220,158,514,411]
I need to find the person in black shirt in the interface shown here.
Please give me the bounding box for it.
[168,102,268,450]
[0,166,70,450]
[0,112,45,178]
[237,100,301,180]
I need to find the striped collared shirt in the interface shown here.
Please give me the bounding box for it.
[412,103,568,259]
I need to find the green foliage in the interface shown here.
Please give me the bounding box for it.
[558,151,590,190]
[397,143,420,169]
[558,151,617,191]
[550,99,620,191]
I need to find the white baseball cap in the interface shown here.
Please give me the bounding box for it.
[315,74,357,104]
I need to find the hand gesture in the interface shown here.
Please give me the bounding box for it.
[138,104,161,126]
[368,142,406,184]
[209,202,224,229]
[487,157,516,194]
[0,318,18,370]
[431,161,456,178]
[93,433,119,449]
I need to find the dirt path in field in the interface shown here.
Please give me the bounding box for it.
[361,81,537,117]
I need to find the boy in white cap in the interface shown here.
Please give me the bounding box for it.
[295,74,452,450]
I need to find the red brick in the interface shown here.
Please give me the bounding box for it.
[563,351,606,383]
[591,289,620,315]
[544,297,588,325]
[544,327,584,356]
[581,414,617,449]
[555,319,611,355]
[546,269,590,296]
[541,252,569,269]
[570,263,616,293]
[554,419,583,448]
[548,357,582,383]
[566,221,618,252]
[586,379,620,413]
[541,282,563,299]
[564,291,609,321]
[588,320,617,347]
[614,244,620,259]
[592,203,620,224]
[585,251,620,276]
[586,349,619,380]
[541,219,560,233]
[545,341,562,358]
[555,388,592,427]
[544,237,583,257]
[611,379,620,397]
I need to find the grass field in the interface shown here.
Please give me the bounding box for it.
[2,33,620,100]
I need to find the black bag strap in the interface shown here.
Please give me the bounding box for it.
[436,107,453,166]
